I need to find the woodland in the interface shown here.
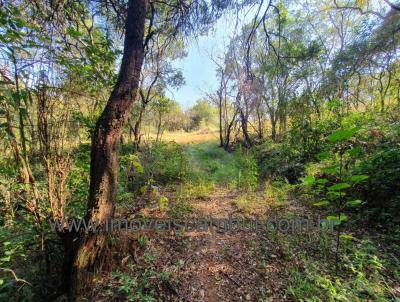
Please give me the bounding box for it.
[0,0,400,301]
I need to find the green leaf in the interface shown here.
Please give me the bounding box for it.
[327,216,338,220]
[327,127,360,142]
[326,216,341,225]
[313,200,330,207]
[327,191,344,198]
[348,146,362,157]
[316,178,328,185]
[339,214,348,221]
[14,17,29,28]
[328,183,350,191]
[317,151,329,160]
[66,27,83,38]
[303,175,315,186]
[350,175,369,183]
[322,165,339,174]
[0,279,4,286]
[340,234,355,240]
[345,200,363,208]
[0,256,11,262]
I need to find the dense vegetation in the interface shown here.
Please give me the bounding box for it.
[0,0,399,301]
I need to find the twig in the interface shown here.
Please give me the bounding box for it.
[220,270,240,287]
[1,268,33,287]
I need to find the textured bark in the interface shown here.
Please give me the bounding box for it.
[255,101,263,140]
[69,0,146,299]
[240,109,252,148]
[218,99,224,147]
[86,0,146,222]
[133,104,145,150]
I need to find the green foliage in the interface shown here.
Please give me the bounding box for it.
[300,110,400,225]
[187,99,216,130]
[67,144,91,218]
[288,240,393,301]
[141,142,190,185]
[253,141,304,184]
[354,141,400,222]
[234,151,258,190]
[327,127,361,143]
[167,200,193,219]
[112,270,156,302]
[71,110,102,139]
[302,124,368,255]
[188,142,258,189]
[264,179,291,203]
[120,142,190,195]
[234,192,257,214]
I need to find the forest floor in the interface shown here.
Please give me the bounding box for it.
[90,139,399,301]
[90,140,321,302]
[151,188,291,302]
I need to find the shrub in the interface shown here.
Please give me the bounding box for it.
[354,142,400,223]
[253,142,304,184]
[141,142,189,184]
[123,142,190,191]
[287,240,392,302]
[234,152,258,190]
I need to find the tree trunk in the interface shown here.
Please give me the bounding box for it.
[69,0,146,299]
[256,102,263,140]
[240,109,252,147]
[270,111,277,142]
[218,95,224,147]
[271,119,277,141]
[224,108,238,151]
[133,104,145,150]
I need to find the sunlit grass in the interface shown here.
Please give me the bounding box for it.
[143,129,220,144]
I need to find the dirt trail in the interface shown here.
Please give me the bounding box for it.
[93,188,291,302]
[172,189,289,302]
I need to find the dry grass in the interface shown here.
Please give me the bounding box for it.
[144,130,220,145]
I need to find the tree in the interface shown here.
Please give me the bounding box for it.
[188,99,215,130]
[70,0,147,297]
[131,33,185,150]
[70,0,236,297]
[151,95,175,141]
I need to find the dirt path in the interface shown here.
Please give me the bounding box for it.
[93,188,293,302]
[171,189,289,302]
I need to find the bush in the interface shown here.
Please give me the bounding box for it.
[287,240,392,302]
[234,152,258,189]
[253,142,304,184]
[299,115,400,226]
[140,141,190,185]
[354,142,400,222]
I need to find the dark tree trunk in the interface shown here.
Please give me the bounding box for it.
[156,112,162,142]
[68,0,146,299]
[224,120,233,151]
[133,104,145,150]
[256,102,263,140]
[271,118,277,141]
[240,109,252,147]
[224,108,238,151]
[218,96,224,147]
[269,110,277,142]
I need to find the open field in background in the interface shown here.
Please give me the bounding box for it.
[144,129,220,144]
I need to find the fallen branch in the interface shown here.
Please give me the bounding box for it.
[1,268,32,287]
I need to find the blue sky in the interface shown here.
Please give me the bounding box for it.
[165,18,231,109]
[164,5,264,109]
[165,9,254,109]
